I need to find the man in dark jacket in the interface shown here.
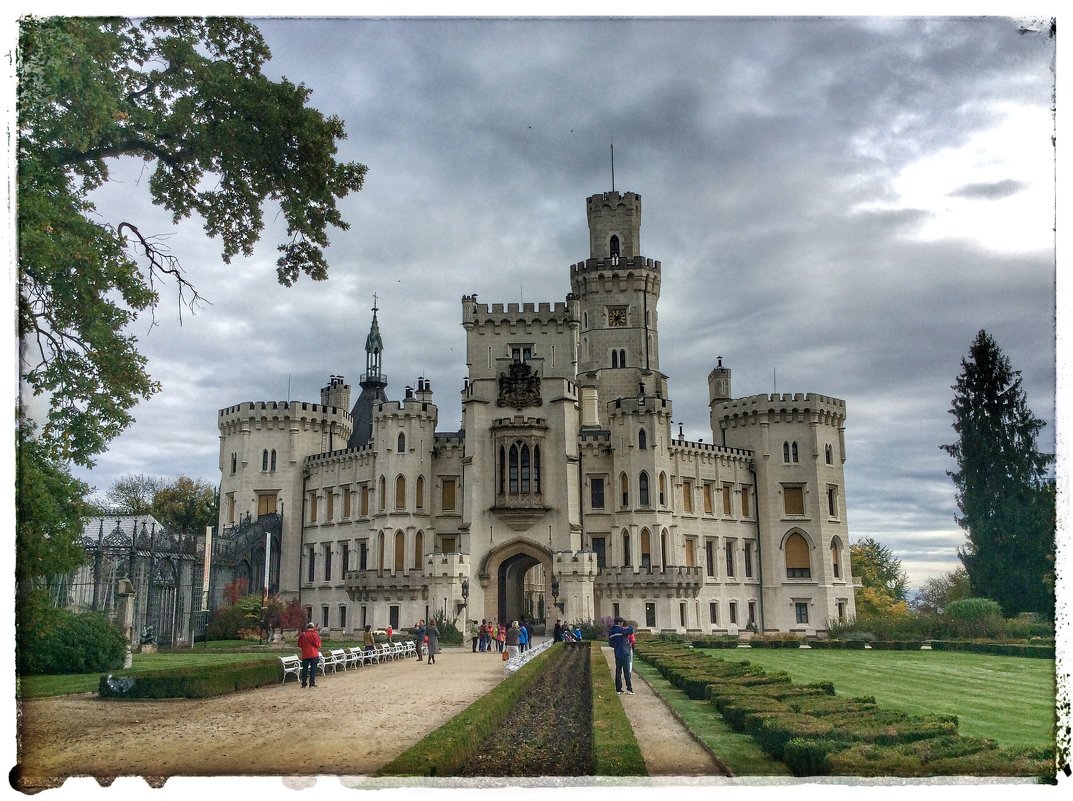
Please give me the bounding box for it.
[297,622,321,688]
[607,617,634,694]
[552,619,563,643]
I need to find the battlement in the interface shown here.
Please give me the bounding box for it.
[462,297,579,328]
[668,438,753,459]
[717,393,847,427]
[304,442,375,465]
[569,256,661,276]
[374,399,438,419]
[218,400,352,423]
[552,549,599,578]
[607,395,671,415]
[434,432,465,449]
[586,190,641,210]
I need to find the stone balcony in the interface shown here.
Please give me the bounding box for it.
[593,564,704,600]
[345,569,428,602]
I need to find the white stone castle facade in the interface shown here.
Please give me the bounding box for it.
[217,189,857,635]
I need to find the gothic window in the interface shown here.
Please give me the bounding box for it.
[378,476,386,511]
[499,446,506,495]
[611,350,619,369]
[622,529,632,567]
[783,441,790,463]
[534,445,541,493]
[395,475,406,510]
[377,531,385,572]
[639,471,650,506]
[307,546,315,583]
[825,443,833,464]
[414,530,423,569]
[397,432,406,452]
[619,349,626,367]
[620,472,629,507]
[638,428,647,450]
[230,453,237,474]
[520,444,531,492]
[785,532,812,578]
[590,477,605,509]
[262,449,269,471]
[394,531,405,573]
[792,441,799,462]
[500,440,542,499]
[270,449,277,471]
[725,540,735,577]
[640,528,652,570]
[660,529,668,566]
[416,476,425,510]
[831,537,843,579]
[827,485,839,517]
[659,472,667,506]
[609,234,620,258]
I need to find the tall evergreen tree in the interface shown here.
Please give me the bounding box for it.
[940,330,1054,617]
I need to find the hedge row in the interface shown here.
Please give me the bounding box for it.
[633,639,1054,780]
[376,644,562,776]
[99,659,279,699]
[930,641,1055,658]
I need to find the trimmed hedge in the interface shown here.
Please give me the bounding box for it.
[634,639,1055,779]
[99,659,279,699]
[930,640,1055,658]
[377,644,562,776]
[691,638,742,649]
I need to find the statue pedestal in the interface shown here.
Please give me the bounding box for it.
[123,646,133,669]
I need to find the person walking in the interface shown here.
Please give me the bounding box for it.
[497,622,506,653]
[363,624,376,653]
[518,620,529,653]
[553,619,563,643]
[297,622,321,688]
[426,619,440,665]
[414,619,426,662]
[470,619,480,653]
[608,616,635,694]
[478,619,489,652]
[505,620,521,660]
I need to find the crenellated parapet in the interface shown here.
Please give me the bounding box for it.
[423,551,469,580]
[717,392,846,429]
[668,440,754,464]
[462,298,580,331]
[344,569,428,603]
[552,549,599,580]
[218,399,352,437]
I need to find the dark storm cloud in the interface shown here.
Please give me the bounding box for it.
[52,15,1056,588]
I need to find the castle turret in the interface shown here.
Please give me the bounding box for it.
[708,356,732,405]
[348,301,390,448]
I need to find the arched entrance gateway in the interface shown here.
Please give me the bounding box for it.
[482,540,552,627]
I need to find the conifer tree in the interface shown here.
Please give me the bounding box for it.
[940,330,1054,617]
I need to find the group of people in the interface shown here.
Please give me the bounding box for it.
[470,619,532,655]
[551,619,584,643]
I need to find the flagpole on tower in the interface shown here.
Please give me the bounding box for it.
[610,140,615,191]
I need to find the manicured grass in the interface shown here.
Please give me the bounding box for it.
[718,647,1055,748]
[631,659,790,776]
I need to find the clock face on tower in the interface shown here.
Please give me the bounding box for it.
[608,307,627,327]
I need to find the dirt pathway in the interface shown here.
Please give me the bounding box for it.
[600,646,729,777]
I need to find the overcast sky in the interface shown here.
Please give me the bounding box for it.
[15,14,1059,591]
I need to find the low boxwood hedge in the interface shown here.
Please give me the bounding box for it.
[99,659,279,699]
[930,640,1055,658]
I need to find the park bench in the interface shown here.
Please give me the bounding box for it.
[378,643,395,662]
[329,648,349,671]
[391,642,406,660]
[363,646,382,664]
[279,654,302,683]
[319,649,343,674]
[344,647,365,669]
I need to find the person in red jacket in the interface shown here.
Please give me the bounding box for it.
[297,622,321,688]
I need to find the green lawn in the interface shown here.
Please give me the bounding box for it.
[712,647,1056,748]
[631,659,790,776]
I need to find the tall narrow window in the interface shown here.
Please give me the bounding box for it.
[590,477,605,509]
[722,484,732,516]
[827,485,838,517]
[416,476,425,510]
[226,492,236,524]
[785,532,811,578]
[393,531,405,573]
[685,538,696,567]
[534,445,541,493]
[611,350,619,369]
[825,443,833,465]
[341,541,350,574]
[414,531,423,569]
[378,476,386,511]
[520,444,531,493]
[397,432,406,452]
[377,532,385,572]
[326,489,334,521]
[725,540,735,577]
[619,349,626,367]
[441,478,457,511]
[230,453,237,474]
[639,472,650,506]
[395,475,406,510]
[745,542,754,578]
[640,529,651,570]
[308,491,318,523]
[783,441,791,462]
[342,487,352,518]
[307,546,315,583]
[609,234,620,258]
[682,480,694,513]
[659,472,667,506]
[323,544,332,582]
[706,540,715,577]
[361,485,370,516]
[792,442,799,463]
[703,483,713,514]
[620,472,629,507]
[831,539,842,579]
[741,485,752,517]
[509,444,520,494]
[499,446,506,495]
[638,429,647,450]
[262,450,269,471]
[622,530,631,567]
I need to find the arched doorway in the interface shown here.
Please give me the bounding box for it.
[484,540,552,627]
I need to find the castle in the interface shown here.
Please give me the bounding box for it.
[216,189,857,635]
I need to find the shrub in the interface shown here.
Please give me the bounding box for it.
[431,611,463,646]
[941,598,1005,639]
[99,659,278,699]
[18,606,126,676]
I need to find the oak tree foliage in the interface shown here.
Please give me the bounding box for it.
[940,329,1054,617]
[17,16,367,467]
[849,536,910,616]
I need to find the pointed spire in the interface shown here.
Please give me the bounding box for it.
[365,296,383,371]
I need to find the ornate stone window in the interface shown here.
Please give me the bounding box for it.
[492,418,547,528]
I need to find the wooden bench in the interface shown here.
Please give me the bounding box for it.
[279,654,302,683]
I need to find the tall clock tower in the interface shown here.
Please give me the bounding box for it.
[570,190,666,404]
